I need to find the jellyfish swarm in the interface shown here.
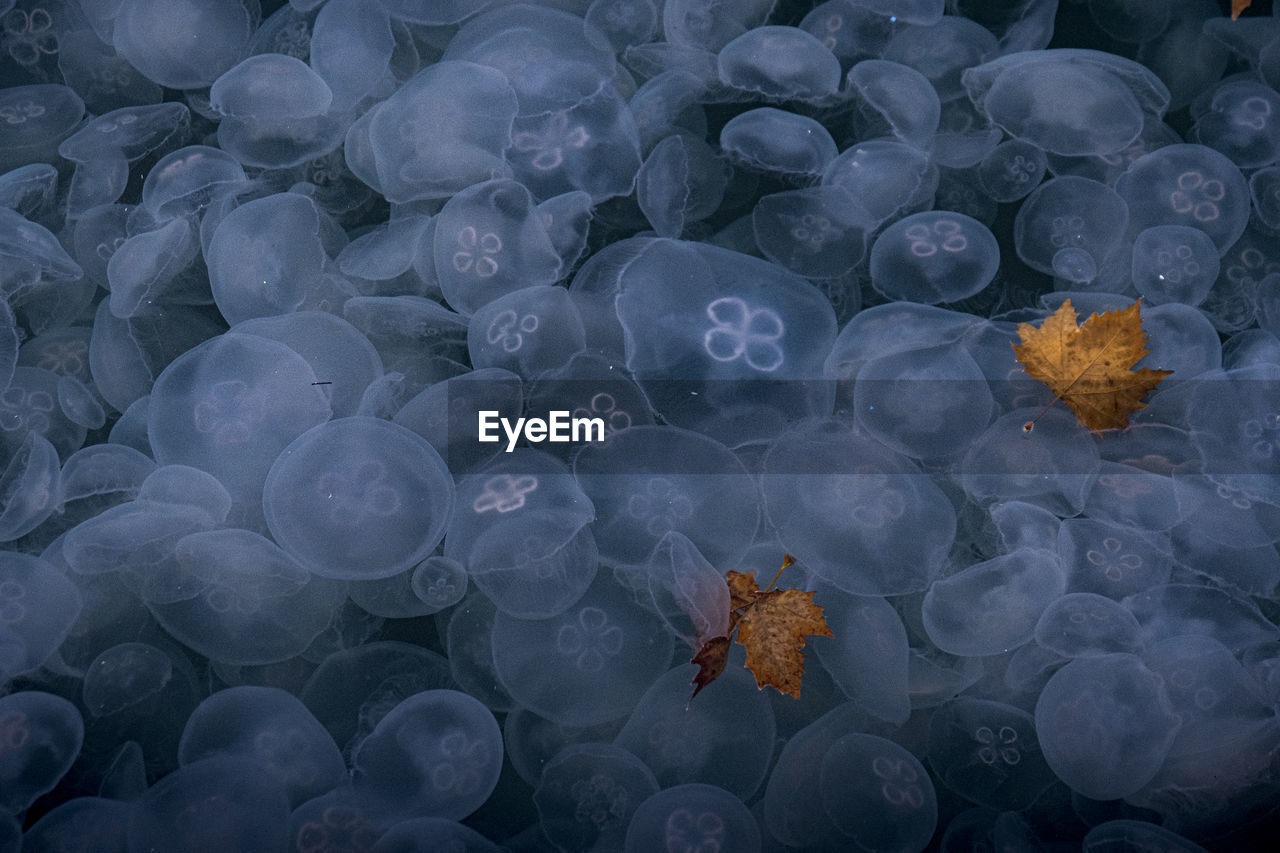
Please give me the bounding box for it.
[2,1,1280,850]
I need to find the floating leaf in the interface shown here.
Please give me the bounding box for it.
[1233,0,1252,20]
[1012,298,1172,432]
[690,556,832,702]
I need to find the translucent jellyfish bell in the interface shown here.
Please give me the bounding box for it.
[446,451,596,619]
[178,686,346,808]
[1013,176,1128,279]
[210,54,343,169]
[434,179,563,316]
[534,743,659,853]
[636,133,727,238]
[0,691,83,814]
[963,49,1170,157]
[112,0,253,89]
[1115,143,1250,253]
[490,572,673,727]
[926,698,1057,811]
[353,61,517,204]
[1131,225,1220,307]
[923,548,1066,656]
[614,663,775,798]
[820,733,938,852]
[717,26,841,101]
[1193,78,1280,169]
[719,108,838,180]
[849,59,941,151]
[869,210,999,304]
[763,418,956,596]
[625,784,761,853]
[263,417,454,581]
[351,689,503,823]
[1034,653,1180,800]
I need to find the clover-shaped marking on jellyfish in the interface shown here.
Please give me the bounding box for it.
[872,755,926,809]
[1169,170,1225,222]
[556,606,624,672]
[573,392,631,435]
[974,725,1021,766]
[702,296,785,372]
[191,380,267,447]
[813,8,845,51]
[1233,96,1273,132]
[1085,537,1144,583]
[273,19,312,60]
[1097,471,1152,500]
[2,8,55,68]
[570,773,629,830]
[253,729,316,785]
[421,576,457,607]
[316,459,402,527]
[627,477,695,537]
[1240,412,1280,461]
[34,339,87,378]
[451,225,503,278]
[472,473,539,514]
[1214,482,1254,510]
[903,218,969,259]
[512,111,589,171]
[789,213,841,253]
[485,309,539,353]
[429,731,489,796]
[666,807,727,853]
[204,582,260,616]
[0,96,44,124]
[0,712,28,753]
[297,804,379,853]
[0,385,54,435]
[835,469,906,530]
[0,579,24,623]
[1004,154,1040,187]
[1048,214,1087,250]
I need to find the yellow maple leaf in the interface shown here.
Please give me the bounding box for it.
[690,557,832,702]
[1012,299,1172,432]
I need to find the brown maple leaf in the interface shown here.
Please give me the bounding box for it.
[1232,0,1252,20]
[1011,299,1172,432]
[690,556,832,702]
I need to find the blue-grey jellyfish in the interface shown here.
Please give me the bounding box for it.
[533,742,659,852]
[717,26,841,101]
[926,698,1057,811]
[179,686,346,808]
[870,210,1000,304]
[434,178,563,316]
[1034,653,1180,800]
[351,689,502,823]
[964,49,1170,156]
[0,690,83,814]
[1116,143,1250,253]
[467,285,585,377]
[445,451,595,618]
[264,417,454,580]
[625,783,761,853]
[923,548,1066,656]
[849,59,941,151]
[763,417,956,596]
[720,107,838,179]
[354,61,517,203]
[573,425,758,573]
[1193,78,1280,169]
[112,0,251,89]
[491,572,673,726]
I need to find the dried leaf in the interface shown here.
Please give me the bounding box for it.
[690,559,832,702]
[1012,299,1171,431]
[1233,0,1252,20]
[690,635,729,701]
